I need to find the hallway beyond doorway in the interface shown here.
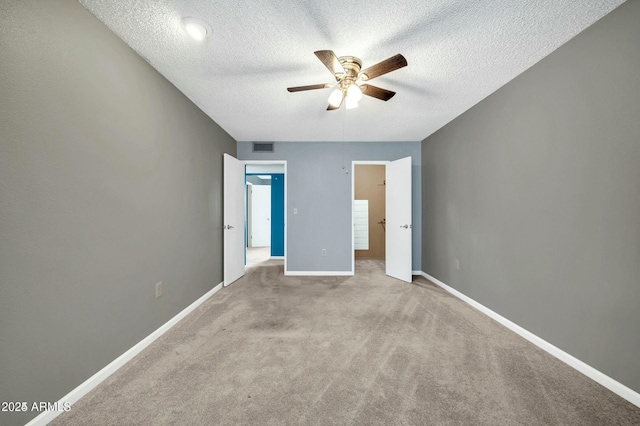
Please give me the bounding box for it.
[246,246,283,268]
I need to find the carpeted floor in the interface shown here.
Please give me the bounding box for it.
[52,260,640,425]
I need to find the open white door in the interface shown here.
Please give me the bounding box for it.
[250,185,271,247]
[223,153,245,286]
[386,157,412,282]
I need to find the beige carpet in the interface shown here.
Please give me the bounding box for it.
[52,260,640,425]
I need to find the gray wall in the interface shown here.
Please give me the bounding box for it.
[238,142,421,272]
[0,1,236,424]
[421,1,639,393]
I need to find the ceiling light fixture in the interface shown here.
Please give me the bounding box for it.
[181,17,211,41]
[327,81,363,109]
[345,84,361,109]
[347,83,362,102]
[347,83,362,101]
[328,86,344,108]
[345,96,358,110]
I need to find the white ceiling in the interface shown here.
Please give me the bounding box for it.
[79,0,624,142]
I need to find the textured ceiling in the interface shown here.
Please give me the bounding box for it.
[79,0,624,142]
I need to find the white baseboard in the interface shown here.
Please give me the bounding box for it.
[284,269,420,277]
[285,270,354,276]
[270,256,284,260]
[26,282,224,426]
[419,271,640,408]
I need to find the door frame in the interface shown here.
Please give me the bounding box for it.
[351,161,390,274]
[244,160,288,273]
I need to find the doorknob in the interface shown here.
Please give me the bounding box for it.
[400,224,412,229]
[226,225,235,230]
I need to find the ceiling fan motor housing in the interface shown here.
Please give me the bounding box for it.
[338,56,362,85]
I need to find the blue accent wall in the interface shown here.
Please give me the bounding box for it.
[271,174,285,256]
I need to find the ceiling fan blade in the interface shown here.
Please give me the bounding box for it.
[314,50,344,77]
[360,84,396,101]
[287,83,332,92]
[359,54,407,81]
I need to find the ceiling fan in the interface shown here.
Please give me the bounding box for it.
[287,50,408,110]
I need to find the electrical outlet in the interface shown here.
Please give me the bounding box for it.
[455,259,460,270]
[322,249,327,256]
[155,282,162,299]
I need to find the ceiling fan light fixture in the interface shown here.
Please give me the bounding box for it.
[345,97,359,110]
[346,83,363,102]
[182,17,211,41]
[328,87,344,107]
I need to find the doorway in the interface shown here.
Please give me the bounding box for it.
[244,163,286,268]
[351,158,412,282]
[354,164,386,260]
